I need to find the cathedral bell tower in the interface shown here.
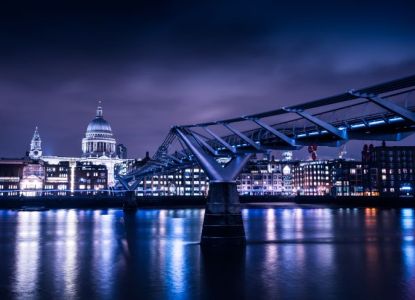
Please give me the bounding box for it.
[29,126,42,160]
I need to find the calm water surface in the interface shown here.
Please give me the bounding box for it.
[0,206,415,299]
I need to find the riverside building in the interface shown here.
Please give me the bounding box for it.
[236,154,295,196]
[362,144,415,197]
[0,103,130,196]
[136,167,209,196]
[293,159,364,196]
[293,160,336,196]
[135,153,296,197]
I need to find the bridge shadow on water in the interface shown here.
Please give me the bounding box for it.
[121,210,247,299]
[200,246,246,300]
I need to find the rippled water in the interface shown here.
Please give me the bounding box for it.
[0,206,414,299]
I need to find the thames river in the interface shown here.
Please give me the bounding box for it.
[0,206,415,299]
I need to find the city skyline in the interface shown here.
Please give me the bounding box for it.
[1,2,415,158]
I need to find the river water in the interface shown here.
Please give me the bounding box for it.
[0,206,414,299]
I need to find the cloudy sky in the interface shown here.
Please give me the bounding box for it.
[1,1,415,159]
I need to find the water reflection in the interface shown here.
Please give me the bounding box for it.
[121,209,203,299]
[94,211,116,299]
[2,207,415,299]
[64,211,78,298]
[14,212,40,298]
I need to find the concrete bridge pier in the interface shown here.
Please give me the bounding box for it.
[201,182,245,246]
[123,190,137,210]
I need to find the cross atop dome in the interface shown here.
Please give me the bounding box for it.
[96,101,103,118]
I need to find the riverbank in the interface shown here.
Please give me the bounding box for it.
[0,195,414,209]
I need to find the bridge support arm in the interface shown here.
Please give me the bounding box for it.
[202,126,236,153]
[175,127,227,181]
[285,109,347,140]
[252,118,298,147]
[222,123,261,150]
[349,90,415,123]
[189,130,218,156]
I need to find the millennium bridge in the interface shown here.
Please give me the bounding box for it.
[119,74,415,245]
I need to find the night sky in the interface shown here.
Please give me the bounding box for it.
[1,1,415,160]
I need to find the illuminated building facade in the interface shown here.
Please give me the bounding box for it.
[293,160,336,196]
[132,147,414,198]
[236,157,295,196]
[20,162,45,196]
[73,162,108,194]
[293,159,365,196]
[43,161,71,196]
[333,160,364,196]
[0,160,24,196]
[136,154,296,197]
[137,167,209,196]
[41,160,109,196]
[362,145,415,197]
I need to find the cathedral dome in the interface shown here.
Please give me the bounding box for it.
[84,104,114,139]
[82,103,117,157]
[86,116,113,134]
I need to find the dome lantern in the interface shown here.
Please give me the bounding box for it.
[96,101,103,118]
